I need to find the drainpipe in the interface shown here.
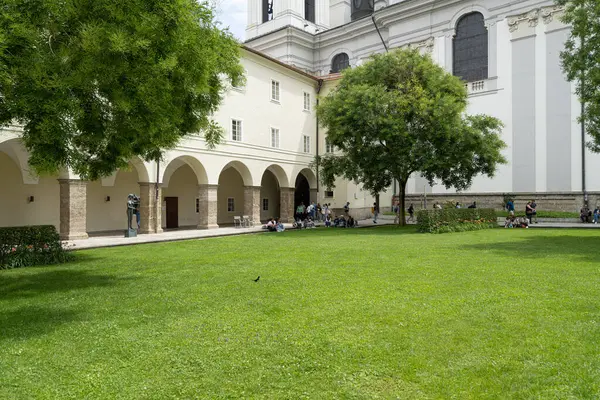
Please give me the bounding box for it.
[581,33,587,205]
[155,158,160,232]
[316,79,324,193]
[371,16,388,53]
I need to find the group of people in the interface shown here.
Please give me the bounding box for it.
[504,216,530,228]
[580,205,600,223]
[264,218,286,232]
[295,201,342,222]
[505,199,538,224]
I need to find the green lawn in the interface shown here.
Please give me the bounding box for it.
[2,227,600,399]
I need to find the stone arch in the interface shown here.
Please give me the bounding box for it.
[292,167,317,189]
[162,155,209,187]
[220,160,254,187]
[292,168,317,216]
[100,157,150,187]
[263,164,290,188]
[0,138,38,184]
[0,139,60,229]
[259,165,290,222]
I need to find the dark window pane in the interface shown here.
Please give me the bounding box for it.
[305,0,315,23]
[331,53,350,73]
[453,12,488,82]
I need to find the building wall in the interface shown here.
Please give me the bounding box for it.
[246,0,600,199]
[0,152,60,229]
[162,164,200,228]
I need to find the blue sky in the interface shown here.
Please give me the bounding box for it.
[215,0,247,41]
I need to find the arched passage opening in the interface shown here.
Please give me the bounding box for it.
[0,139,60,229]
[162,156,208,230]
[217,161,253,226]
[86,160,149,234]
[259,165,288,222]
[294,168,317,218]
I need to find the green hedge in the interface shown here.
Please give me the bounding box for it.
[0,225,71,269]
[416,208,497,233]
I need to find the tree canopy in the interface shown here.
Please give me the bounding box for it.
[558,0,600,152]
[0,0,243,180]
[316,49,506,224]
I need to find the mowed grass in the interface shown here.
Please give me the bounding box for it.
[1,227,600,399]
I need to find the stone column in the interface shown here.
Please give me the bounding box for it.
[244,186,262,224]
[310,188,318,204]
[139,183,162,234]
[198,184,219,229]
[280,187,295,223]
[58,179,88,240]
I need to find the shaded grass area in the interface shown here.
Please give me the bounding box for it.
[1,227,600,398]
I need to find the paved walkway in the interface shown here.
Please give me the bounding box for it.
[528,222,600,229]
[66,218,395,250]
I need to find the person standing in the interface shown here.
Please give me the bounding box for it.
[372,202,379,224]
[344,202,350,215]
[316,203,322,221]
[506,199,515,216]
[531,199,537,223]
[407,204,415,223]
[525,201,534,224]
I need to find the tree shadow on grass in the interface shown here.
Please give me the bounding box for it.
[0,269,137,302]
[461,234,600,264]
[0,305,81,341]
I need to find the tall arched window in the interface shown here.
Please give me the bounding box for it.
[453,12,488,82]
[331,53,350,73]
[305,0,315,23]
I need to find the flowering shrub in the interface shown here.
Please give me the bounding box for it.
[0,226,71,269]
[416,208,497,234]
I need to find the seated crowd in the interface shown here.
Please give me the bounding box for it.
[580,206,600,224]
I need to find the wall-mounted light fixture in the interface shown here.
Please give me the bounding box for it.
[27,196,34,203]
[105,196,111,202]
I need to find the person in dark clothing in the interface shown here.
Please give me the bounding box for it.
[468,201,477,209]
[525,201,534,223]
[407,204,415,223]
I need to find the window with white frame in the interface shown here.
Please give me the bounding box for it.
[303,135,311,153]
[231,119,242,141]
[270,127,280,148]
[325,138,334,153]
[227,197,235,212]
[262,198,269,211]
[324,190,334,198]
[271,80,280,102]
[303,92,311,111]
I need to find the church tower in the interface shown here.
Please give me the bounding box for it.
[246,0,331,40]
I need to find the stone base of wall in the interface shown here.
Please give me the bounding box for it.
[403,192,600,212]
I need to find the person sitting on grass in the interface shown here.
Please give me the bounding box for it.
[266,218,276,232]
[324,214,332,227]
[275,218,285,232]
[306,217,315,229]
[504,216,514,228]
[517,217,529,228]
[347,215,356,228]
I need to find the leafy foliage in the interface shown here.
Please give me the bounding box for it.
[316,49,506,225]
[416,208,497,233]
[0,225,71,269]
[558,0,600,151]
[0,0,243,180]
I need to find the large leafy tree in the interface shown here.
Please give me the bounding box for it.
[316,49,506,225]
[557,0,600,152]
[0,0,243,180]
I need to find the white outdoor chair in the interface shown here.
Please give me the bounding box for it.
[242,215,254,227]
[233,216,243,228]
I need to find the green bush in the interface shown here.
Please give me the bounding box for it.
[0,225,71,269]
[416,208,497,234]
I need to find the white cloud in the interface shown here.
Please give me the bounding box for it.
[214,0,247,41]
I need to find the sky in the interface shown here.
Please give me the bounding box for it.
[214,0,248,41]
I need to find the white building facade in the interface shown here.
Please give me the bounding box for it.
[1,48,385,239]
[246,0,600,210]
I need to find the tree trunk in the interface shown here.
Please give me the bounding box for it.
[398,179,407,226]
